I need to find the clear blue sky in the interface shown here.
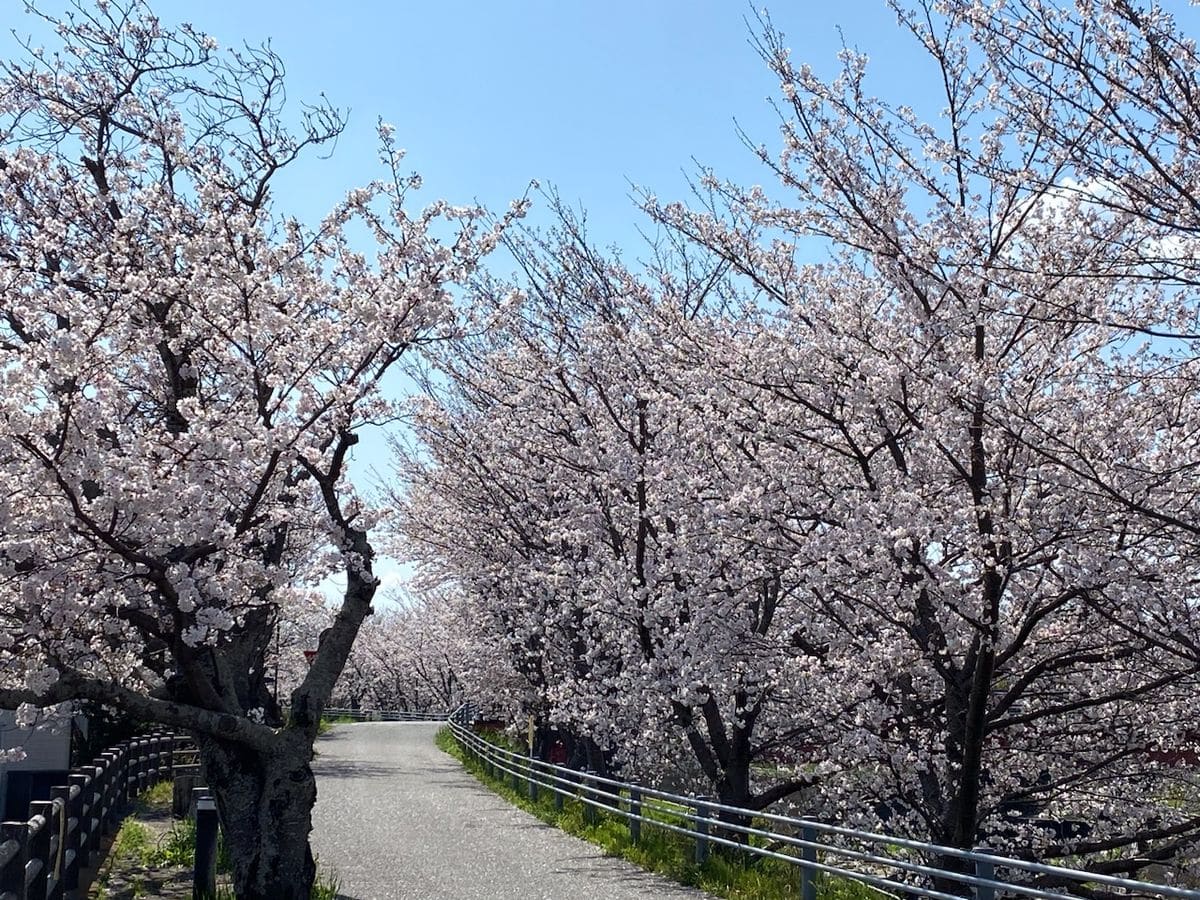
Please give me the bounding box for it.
[4,0,938,601]
[8,1,922,247]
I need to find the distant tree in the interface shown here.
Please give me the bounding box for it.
[0,3,514,897]
[333,591,466,713]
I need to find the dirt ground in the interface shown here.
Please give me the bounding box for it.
[84,785,209,900]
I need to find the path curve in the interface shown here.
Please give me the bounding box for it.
[311,722,715,900]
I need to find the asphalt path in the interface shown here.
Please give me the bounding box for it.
[310,722,715,900]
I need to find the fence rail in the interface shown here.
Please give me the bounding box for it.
[446,707,1200,900]
[0,732,191,900]
[324,707,448,723]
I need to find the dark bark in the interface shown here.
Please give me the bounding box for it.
[195,731,317,900]
[673,694,813,848]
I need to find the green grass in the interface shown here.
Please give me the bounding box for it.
[317,714,358,735]
[436,727,883,900]
[141,779,174,807]
[110,819,157,866]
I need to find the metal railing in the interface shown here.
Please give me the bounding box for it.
[0,732,192,900]
[446,708,1200,900]
[324,707,448,723]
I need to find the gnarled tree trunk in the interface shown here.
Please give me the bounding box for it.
[195,732,317,900]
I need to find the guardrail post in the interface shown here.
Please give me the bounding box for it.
[974,847,995,900]
[511,757,521,793]
[528,757,539,803]
[582,770,599,826]
[1,820,30,899]
[693,796,710,866]
[800,820,818,900]
[549,757,565,813]
[629,788,642,844]
[194,795,219,900]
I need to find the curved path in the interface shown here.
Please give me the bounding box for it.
[310,722,714,900]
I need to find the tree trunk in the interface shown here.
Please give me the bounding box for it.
[715,756,754,847]
[194,732,317,900]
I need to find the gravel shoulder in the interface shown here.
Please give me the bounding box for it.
[310,722,714,900]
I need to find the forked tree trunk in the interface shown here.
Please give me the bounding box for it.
[194,732,317,900]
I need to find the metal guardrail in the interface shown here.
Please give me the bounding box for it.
[445,707,1200,900]
[324,707,448,723]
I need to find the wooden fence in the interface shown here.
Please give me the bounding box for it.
[0,732,192,900]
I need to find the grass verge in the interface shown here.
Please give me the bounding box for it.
[436,726,882,900]
[317,714,358,736]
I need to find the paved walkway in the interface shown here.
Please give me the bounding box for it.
[311,722,713,900]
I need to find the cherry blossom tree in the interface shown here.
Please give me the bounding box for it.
[0,3,513,896]
[944,0,1200,677]
[640,1,1200,875]
[393,211,828,824]
[393,3,1200,883]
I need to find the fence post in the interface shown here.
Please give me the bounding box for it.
[163,734,176,782]
[194,795,219,900]
[136,738,149,796]
[147,735,159,785]
[50,785,78,893]
[68,773,91,872]
[123,741,139,806]
[629,788,642,844]
[582,770,599,826]
[101,749,120,824]
[800,820,818,900]
[0,820,30,900]
[693,796,710,866]
[125,741,137,805]
[973,847,995,900]
[158,733,169,780]
[85,765,104,854]
[27,801,52,900]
